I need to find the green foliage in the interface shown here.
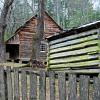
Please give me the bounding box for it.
[5,0,34,36]
[4,32,12,41]
[5,0,100,37]
[46,0,100,29]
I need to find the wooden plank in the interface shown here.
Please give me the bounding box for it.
[0,67,6,100]
[21,70,27,100]
[58,72,66,100]
[49,59,99,68]
[93,77,100,100]
[29,71,37,100]
[51,69,100,74]
[49,54,98,64]
[6,67,13,100]
[39,70,46,100]
[49,29,98,45]
[49,71,55,100]
[50,39,98,53]
[68,74,77,100]
[50,34,97,49]
[47,44,50,69]
[98,29,100,66]
[50,46,98,59]
[14,68,20,100]
[79,75,89,100]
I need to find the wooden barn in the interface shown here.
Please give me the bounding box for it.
[47,21,100,70]
[6,12,62,63]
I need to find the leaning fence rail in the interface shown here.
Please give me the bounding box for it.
[0,66,100,100]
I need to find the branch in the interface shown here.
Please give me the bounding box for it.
[24,0,35,14]
[5,0,14,8]
[0,7,2,10]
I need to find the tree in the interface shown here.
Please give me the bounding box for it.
[5,0,34,37]
[46,0,100,29]
[5,0,39,40]
[0,0,14,63]
[4,0,100,40]
[29,0,45,67]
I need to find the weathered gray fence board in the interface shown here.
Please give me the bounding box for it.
[14,68,20,100]
[68,74,77,100]
[21,70,27,100]
[39,70,46,100]
[93,77,100,100]
[30,71,37,100]
[1,67,100,100]
[58,72,66,100]
[80,75,89,100]
[6,67,13,100]
[49,71,55,100]
[49,30,98,45]
[0,67,6,100]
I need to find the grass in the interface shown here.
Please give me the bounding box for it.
[0,62,26,68]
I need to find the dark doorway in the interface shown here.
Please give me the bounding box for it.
[6,44,19,61]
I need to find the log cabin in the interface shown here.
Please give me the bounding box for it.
[6,12,62,63]
[47,21,100,70]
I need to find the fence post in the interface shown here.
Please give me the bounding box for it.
[39,70,46,100]
[30,71,37,100]
[0,66,6,100]
[93,77,100,100]
[80,75,89,100]
[21,69,27,100]
[6,67,13,100]
[14,68,20,100]
[49,71,55,100]
[68,74,77,100]
[58,72,66,100]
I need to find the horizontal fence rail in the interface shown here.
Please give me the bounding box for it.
[0,66,100,100]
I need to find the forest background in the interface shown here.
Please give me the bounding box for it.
[0,0,100,40]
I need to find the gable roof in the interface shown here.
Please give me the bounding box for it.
[6,11,62,43]
[47,21,100,41]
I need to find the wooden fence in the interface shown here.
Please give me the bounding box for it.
[0,66,100,100]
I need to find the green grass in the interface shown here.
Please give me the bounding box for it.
[0,62,26,68]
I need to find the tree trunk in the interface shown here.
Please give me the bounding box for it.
[29,0,45,67]
[0,0,14,63]
[36,0,44,59]
[0,27,6,63]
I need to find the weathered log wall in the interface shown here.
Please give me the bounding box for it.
[17,12,62,62]
[48,29,100,70]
